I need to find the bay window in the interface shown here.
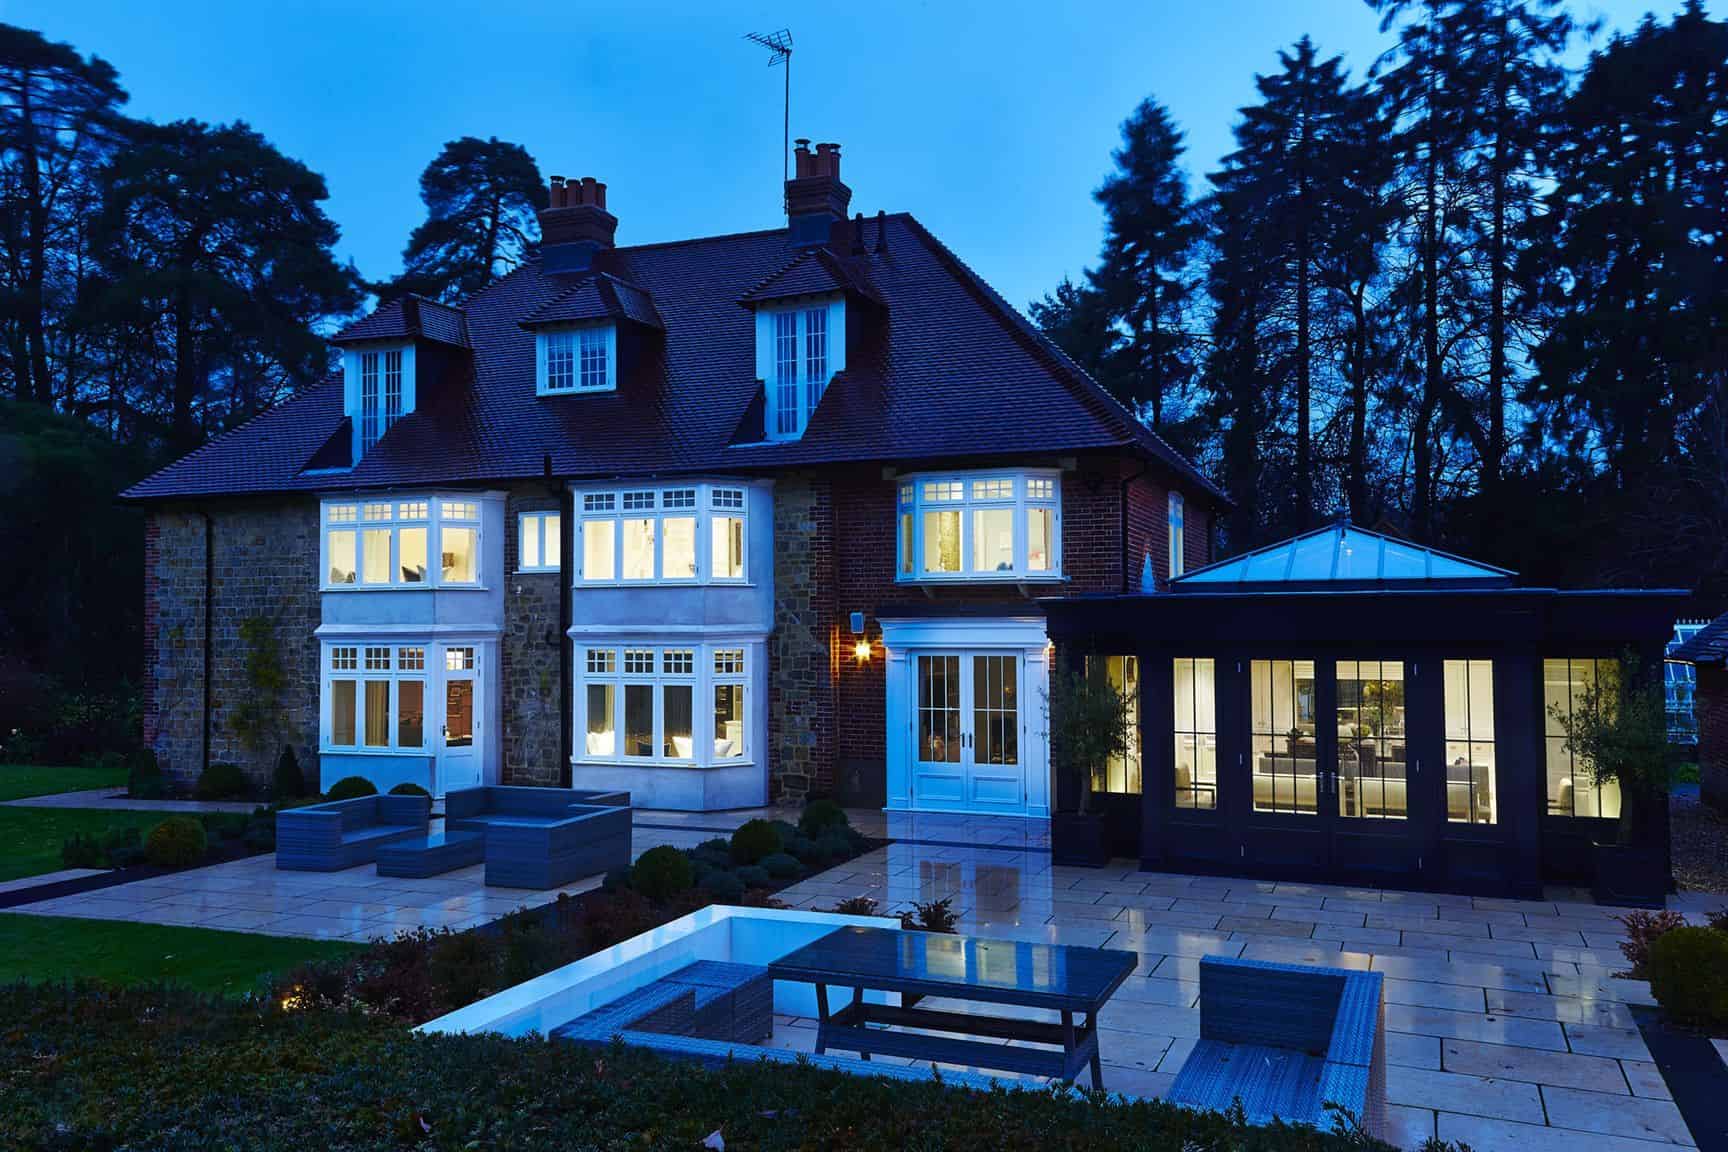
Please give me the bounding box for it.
[322,496,483,589]
[896,471,1062,582]
[578,642,756,767]
[323,644,426,751]
[577,483,750,585]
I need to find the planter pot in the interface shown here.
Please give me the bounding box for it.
[1051,812,1109,868]
[1592,841,1669,909]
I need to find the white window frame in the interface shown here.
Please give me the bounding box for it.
[320,495,484,590]
[536,324,617,395]
[1168,491,1185,579]
[758,296,844,441]
[575,482,750,586]
[320,642,429,752]
[344,344,415,463]
[576,642,756,768]
[895,469,1063,583]
[517,510,562,573]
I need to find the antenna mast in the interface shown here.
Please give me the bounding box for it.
[745,29,794,202]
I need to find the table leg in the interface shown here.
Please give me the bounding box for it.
[814,983,829,1056]
[855,986,870,1060]
[1088,1012,1104,1091]
[1061,1010,1076,1085]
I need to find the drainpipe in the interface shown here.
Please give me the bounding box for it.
[202,510,214,777]
[558,479,573,785]
[1119,460,1151,593]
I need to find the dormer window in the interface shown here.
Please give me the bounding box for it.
[538,325,616,395]
[343,344,415,463]
[757,298,843,440]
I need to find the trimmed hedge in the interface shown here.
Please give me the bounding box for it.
[325,776,378,801]
[631,846,694,901]
[388,782,430,797]
[730,818,782,864]
[1647,926,1728,1025]
[194,761,248,800]
[0,983,1410,1151]
[145,816,207,868]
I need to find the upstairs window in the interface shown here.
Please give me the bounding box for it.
[538,325,616,395]
[577,482,749,586]
[896,471,1061,582]
[1168,492,1185,579]
[518,511,561,573]
[322,496,483,589]
[345,345,414,463]
[762,301,838,440]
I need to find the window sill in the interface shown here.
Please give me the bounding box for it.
[321,583,489,593]
[318,746,432,756]
[895,573,1068,585]
[574,580,755,589]
[575,756,756,772]
[515,567,562,576]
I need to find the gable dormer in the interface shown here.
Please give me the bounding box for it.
[521,272,662,397]
[330,295,469,465]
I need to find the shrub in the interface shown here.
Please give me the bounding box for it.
[760,852,802,880]
[1647,926,1728,1025]
[700,869,746,902]
[783,832,818,862]
[631,845,695,901]
[194,761,248,800]
[425,930,501,1009]
[1707,907,1728,933]
[101,825,144,868]
[242,820,276,853]
[901,896,958,934]
[830,895,880,917]
[735,864,770,889]
[730,818,782,864]
[61,831,105,869]
[127,747,165,800]
[272,746,305,799]
[145,816,208,868]
[388,782,430,797]
[326,775,378,801]
[799,798,849,838]
[602,866,633,892]
[1617,909,1689,976]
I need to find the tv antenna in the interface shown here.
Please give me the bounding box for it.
[745,29,794,193]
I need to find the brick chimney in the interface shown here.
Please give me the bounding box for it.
[785,140,852,247]
[539,175,617,273]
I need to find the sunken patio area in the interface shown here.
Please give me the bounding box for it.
[5,806,1718,1150]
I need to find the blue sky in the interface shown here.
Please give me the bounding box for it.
[7,0,1704,312]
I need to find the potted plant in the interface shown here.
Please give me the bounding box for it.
[1047,663,1135,868]
[1552,652,1671,908]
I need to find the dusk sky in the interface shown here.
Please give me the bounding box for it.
[9,0,1706,313]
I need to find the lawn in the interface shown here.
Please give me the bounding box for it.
[0,915,364,996]
[0,761,128,802]
[0,807,170,882]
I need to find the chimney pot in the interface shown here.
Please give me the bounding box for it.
[784,137,853,246]
[537,172,618,272]
[595,181,607,211]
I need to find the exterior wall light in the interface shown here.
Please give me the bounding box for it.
[853,639,872,663]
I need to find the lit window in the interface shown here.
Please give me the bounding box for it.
[1173,658,1216,808]
[1085,656,1141,794]
[765,303,836,439]
[445,647,475,671]
[441,524,477,583]
[1168,492,1185,579]
[518,511,561,573]
[324,497,479,589]
[577,482,749,585]
[1251,660,1319,814]
[897,472,1061,581]
[322,642,426,752]
[1545,658,1621,819]
[1335,661,1407,820]
[1444,660,1496,825]
[539,325,616,394]
[579,642,756,768]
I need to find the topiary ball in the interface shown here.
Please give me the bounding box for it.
[326,776,379,801]
[631,845,695,902]
[1647,926,1728,1025]
[799,798,849,839]
[194,762,248,801]
[699,870,746,902]
[760,852,802,880]
[145,816,208,868]
[388,782,430,797]
[730,818,783,865]
[735,865,770,889]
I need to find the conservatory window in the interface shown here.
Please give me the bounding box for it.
[896,471,1062,581]
[1544,658,1622,819]
[1444,660,1497,825]
[1084,655,1140,795]
[1251,659,1319,814]
[1173,658,1217,809]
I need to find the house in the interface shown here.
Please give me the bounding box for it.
[1042,520,1685,896]
[1673,613,1728,814]
[123,141,1224,816]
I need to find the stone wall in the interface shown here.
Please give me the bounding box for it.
[144,501,321,793]
[502,485,565,785]
[768,472,837,803]
[1699,664,1728,815]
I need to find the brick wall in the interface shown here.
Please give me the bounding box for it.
[768,454,1214,802]
[1699,665,1728,815]
[502,485,565,785]
[144,502,321,793]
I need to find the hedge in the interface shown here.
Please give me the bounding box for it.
[0,982,1416,1151]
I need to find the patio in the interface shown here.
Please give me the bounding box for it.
[3,803,1715,1149]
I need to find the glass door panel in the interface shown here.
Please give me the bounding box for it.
[968,654,1023,811]
[913,654,965,807]
[437,644,481,795]
[1335,660,1407,820]
[1250,660,1319,814]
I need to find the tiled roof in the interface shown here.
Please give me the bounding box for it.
[739,246,881,306]
[520,273,663,330]
[331,294,469,347]
[1673,613,1728,666]
[124,213,1225,502]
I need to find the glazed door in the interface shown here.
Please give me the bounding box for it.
[1328,658,1424,882]
[437,645,481,795]
[911,652,1025,814]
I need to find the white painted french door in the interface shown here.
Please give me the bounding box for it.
[911,652,1025,814]
[436,644,482,795]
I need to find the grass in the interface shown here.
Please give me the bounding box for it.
[0,762,128,802]
[0,914,364,996]
[0,807,166,881]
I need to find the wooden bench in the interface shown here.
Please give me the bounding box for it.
[275,794,431,871]
[374,829,486,878]
[1166,956,1386,1139]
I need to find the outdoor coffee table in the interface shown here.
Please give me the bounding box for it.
[767,925,1136,1088]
